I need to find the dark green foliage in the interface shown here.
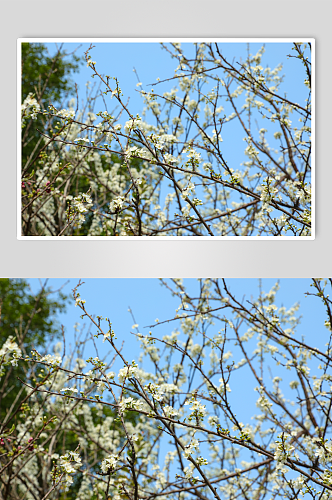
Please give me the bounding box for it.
[21,43,81,106]
[0,279,69,421]
[21,43,83,171]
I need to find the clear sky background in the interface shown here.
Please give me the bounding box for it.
[49,40,310,120]
[26,277,327,420]
[45,40,311,191]
[27,277,322,347]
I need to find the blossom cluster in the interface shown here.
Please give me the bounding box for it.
[58,450,82,486]
[0,336,22,372]
[67,193,93,229]
[21,93,40,127]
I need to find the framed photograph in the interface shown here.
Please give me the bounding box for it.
[18,39,314,239]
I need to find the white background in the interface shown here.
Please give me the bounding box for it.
[1,0,330,277]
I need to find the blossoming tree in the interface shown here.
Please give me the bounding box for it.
[20,41,312,237]
[1,278,331,499]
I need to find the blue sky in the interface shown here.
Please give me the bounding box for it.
[49,40,310,118]
[45,40,311,177]
[27,277,324,361]
[27,277,326,398]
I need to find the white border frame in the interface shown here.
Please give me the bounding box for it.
[17,38,315,240]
